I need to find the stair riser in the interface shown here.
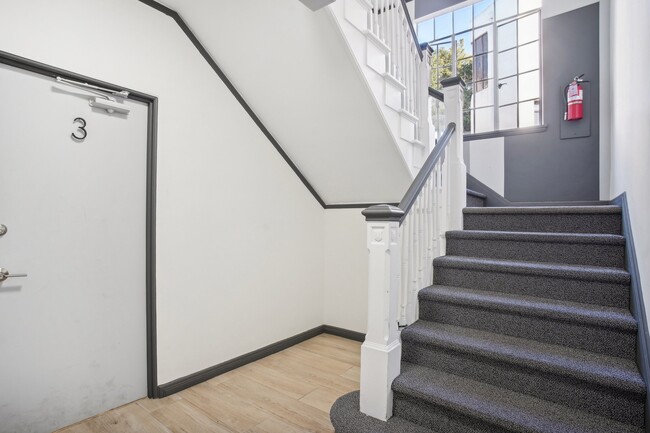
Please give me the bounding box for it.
[402,342,645,426]
[393,393,511,433]
[433,267,630,308]
[466,194,485,208]
[464,213,622,234]
[445,238,625,268]
[419,300,636,359]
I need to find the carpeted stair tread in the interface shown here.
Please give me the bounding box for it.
[463,206,622,215]
[433,255,630,284]
[393,363,643,433]
[401,321,645,394]
[330,391,440,433]
[419,285,636,331]
[463,206,622,234]
[445,230,626,267]
[446,230,625,245]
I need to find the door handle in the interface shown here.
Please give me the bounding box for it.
[0,268,27,282]
[0,224,6,237]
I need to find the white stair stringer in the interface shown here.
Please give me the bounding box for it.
[328,0,428,176]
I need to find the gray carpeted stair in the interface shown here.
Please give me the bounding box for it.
[463,205,622,234]
[400,321,645,425]
[446,230,625,268]
[392,363,643,433]
[331,205,646,433]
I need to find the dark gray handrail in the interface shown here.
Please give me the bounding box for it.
[362,122,456,223]
[400,0,423,60]
[429,87,444,102]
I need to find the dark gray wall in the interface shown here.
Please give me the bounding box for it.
[414,0,466,19]
[504,3,600,202]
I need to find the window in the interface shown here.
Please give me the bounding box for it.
[417,0,542,133]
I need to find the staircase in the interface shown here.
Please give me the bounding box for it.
[332,205,646,433]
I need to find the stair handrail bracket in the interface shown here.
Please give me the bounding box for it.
[359,78,466,421]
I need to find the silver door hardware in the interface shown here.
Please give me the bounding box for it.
[56,77,131,115]
[0,268,27,282]
[0,224,6,237]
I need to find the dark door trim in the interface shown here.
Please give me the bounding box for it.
[0,50,160,398]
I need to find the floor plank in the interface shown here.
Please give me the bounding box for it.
[54,334,361,433]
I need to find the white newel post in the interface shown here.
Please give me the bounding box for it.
[441,77,467,230]
[359,205,404,421]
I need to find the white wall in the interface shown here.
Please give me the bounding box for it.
[0,0,325,388]
[541,0,598,18]
[609,0,650,324]
[160,0,413,205]
[323,209,368,333]
[467,137,505,195]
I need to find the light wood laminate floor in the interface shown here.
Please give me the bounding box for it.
[55,334,361,433]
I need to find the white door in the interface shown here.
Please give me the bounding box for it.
[0,63,148,433]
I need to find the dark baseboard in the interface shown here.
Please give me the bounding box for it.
[325,203,399,210]
[323,325,366,342]
[156,324,365,397]
[611,193,650,432]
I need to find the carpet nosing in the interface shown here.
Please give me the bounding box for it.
[401,326,645,394]
[420,287,637,331]
[433,256,631,284]
[394,364,641,433]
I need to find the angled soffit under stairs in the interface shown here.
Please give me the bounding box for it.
[155,0,413,205]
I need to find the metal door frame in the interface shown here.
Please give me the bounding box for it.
[0,50,160,398]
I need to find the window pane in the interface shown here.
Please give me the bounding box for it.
[499,104,518,129]
[519,99,541,127]
[439,65,453,83]
[431,40,452,66]
[518,12,539,45]
[474,0,495,27]
[498,48,517,77]
[435,12,453,39]
[417,19,434,43]
[454,5,473,33]
[473,79,494,107]
[519,69,540,101]
[474,52,493,81]
[430,68,440,89]
[518,41,539,72]
[498,20,517,51]
[463,81,474,110]
[475,106,495,133]
[456,30,473,58]
[496,0,517,21]
[464,110,473,133]
[457,57,474,85]
[498,75,518,106]
[473,25,494,54]
[519,0,541,13]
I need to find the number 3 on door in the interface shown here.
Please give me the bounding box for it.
[72,117,87,140]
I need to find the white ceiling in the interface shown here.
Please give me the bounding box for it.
[158,0,412,204]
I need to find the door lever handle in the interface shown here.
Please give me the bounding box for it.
[0,268,28,282]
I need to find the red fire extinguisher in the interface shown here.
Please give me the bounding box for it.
[564,74,585,121]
